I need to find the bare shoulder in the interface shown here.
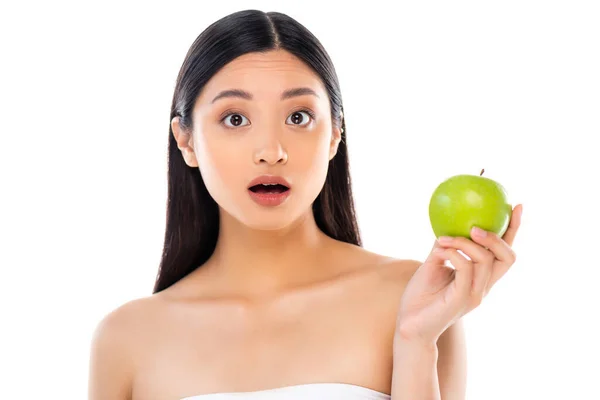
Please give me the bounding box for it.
[370,255,424,310]
[331,241,424,312]
[326,237,422,291]
[91,295,159,348]
[377,256,423,280]
[88,295,158,400]
[332,237,421,270]
[341,242,423,287]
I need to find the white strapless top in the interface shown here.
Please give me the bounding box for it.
[180,383,391,399]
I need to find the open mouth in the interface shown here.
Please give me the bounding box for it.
[248,183,290,194]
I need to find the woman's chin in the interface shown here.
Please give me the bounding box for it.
[234,207,314,232]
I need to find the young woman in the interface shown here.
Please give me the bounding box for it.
[88,9,523,400]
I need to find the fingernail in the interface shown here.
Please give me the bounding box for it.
[438,236,453,244]
[471,226,487,238]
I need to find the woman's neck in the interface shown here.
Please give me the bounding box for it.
[203,209,336,298]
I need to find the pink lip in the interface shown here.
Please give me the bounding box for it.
[247,175,291,207]
[248,190,291,207]
[247,175,291,189]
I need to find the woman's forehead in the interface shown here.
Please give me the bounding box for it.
[197,51,326,104]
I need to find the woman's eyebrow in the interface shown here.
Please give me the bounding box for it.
[211,87,320,104]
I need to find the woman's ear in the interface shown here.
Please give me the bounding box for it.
[329,124,342,161]
[329,112,343,161]
[171,116,199,167]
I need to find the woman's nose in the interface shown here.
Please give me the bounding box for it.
[253,135,288,165]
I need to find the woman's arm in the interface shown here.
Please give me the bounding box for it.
[391,319,467,400]
[436,320,467,399]
[391,333,440,399]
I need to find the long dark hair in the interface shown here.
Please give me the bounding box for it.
[153,10,361,294]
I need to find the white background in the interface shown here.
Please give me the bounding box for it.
[1,1,598,399]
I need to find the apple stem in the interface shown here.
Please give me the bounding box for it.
[480,168,485,176]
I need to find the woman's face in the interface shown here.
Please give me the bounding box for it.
[172,50,341,230]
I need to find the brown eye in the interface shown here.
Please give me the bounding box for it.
[286,111,312,126]
[222,113,249,128]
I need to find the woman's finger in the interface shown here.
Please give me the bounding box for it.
[469,227,518,289]
[501,204,523,247]
[437,235,495,265]
[469,228,516,265]
[435,247,474,308]
[437,237,494,310]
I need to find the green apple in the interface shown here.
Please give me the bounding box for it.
[428,170,512,239]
